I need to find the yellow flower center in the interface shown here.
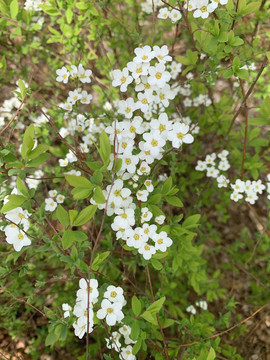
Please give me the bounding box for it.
[157,239,163,244]
[177,132,184,140]
[121,76,126,83]
[155,72,162,79]
[144,245,150,250]
[136,68,142,73]
[201,5,207,11]
[145,180,151,186]
[140,167,146,172]
[129,126,136,133]
[158,55,163,60]
[82,97,87,102]
[145,83,150,89]
[74,96,78,100]
[142,98,148,104]
[142,55,148,60]
[121,213,128,219]
[159,124,166,132]
[159,93,165,100]
[18,233,24,240]
[107,308,113,314]
[19,213,25,219]
[116,129,120,134]
[63,74,67,79]
[110,291,117,298]
[134,234,140,240]
[125,158,131,165]
[114,190,121,196]
[151,139,158,147]
[122,142,127,149]
[125,108,131,113]
[145,151,150,155]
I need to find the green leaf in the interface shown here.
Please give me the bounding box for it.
[99,130,111,165]
[16,177,28,197]
[65,175,92,188]
[162,176,172,194]
[92,251,110,271]
[62,230,87,249]
[10,0,18,18]
[56,205,69,228]
[1,195,27,213]
[206,347,216,360]
[236,69,249,80]
[73,205,98,226]
[71,187,92,199]
[21,125,35,160]
[182,214,201,229]
[28,144,49,159]
[130,320,140,340]
[69,210,78,225]
[148,193,161,204]
[45,331,57,346]
[132,296,142,317]
[151,258,163,270]
[17,79,26,98]
[26,153,50,167]
[165,196,183,207]
[65,7,73,23]
[145,296,166,315]
[93,186,106,204]
[132,338,142,355]
[232,56,241,72]
[140,311,158,325]
[240,1,260,14]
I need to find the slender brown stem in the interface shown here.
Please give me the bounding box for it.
[239,81,248,180]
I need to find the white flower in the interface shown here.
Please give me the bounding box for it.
[137,92,155,113]
[133,45,155,63]
[137,161,151,176]
[155,215,165,225]
[119,151,139,174]
[230,192,243,202]
[122,116,144,139]
[153,45,172,63]
[77,64,92,83]
[45,198,57,212]
[62,303,72,318]
[186,305,196,315]
[252,180,265,194]
[56,194,65,203]
[245,190,258,205]
[126,227,147,249]
[97,299,124,326]
[144,179,154,192]
[112,208,135,231]
[5,226,31,252]
[59,159,68,167]
[121,345,136,360]
[150,113,173,138]
[112,68,133,92]
[48,190,57,197]
[67,89,81,104]
[217,150,229,160]
[136,189,149,202]
[168,123,194,148]
[206,167,219,178]
[217,175,229,188]
[138,242,156,260]
[169,9,182,23]
[157,7,170,19]
[118,98,138,119]
[104,286,125,305]
[61,102,73,111]
[193,0,214,19]
[127,61,149,79]
[143,130,165,157]
[205,153,216,166]
[76,278,99,305]
[70,65,77,77]
[80,90,93,104]
[195,300,208,310]
[148,63,171,88]
[218,160,230,171]
[231,179,245,193]
[119,325,131,337]
[56,66,70,83]
[141,207,153,223]
[152,231,173,252]
[106,331,122,352]
[4,207,30,231]
[195,160,207,171]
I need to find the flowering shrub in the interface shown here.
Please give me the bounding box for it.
[0,0,269,359]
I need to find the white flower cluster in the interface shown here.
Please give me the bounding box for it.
[196,150,230,185]
[32,108,48,127]
[56,64,93,111]
[25,170,44,189]
[0,96,22,129]
[63,279,132,349]
[24,0,45,11]
[45,190,65,212]
[186,300,208,315]
[2,189,31,252]
[141,0,163,14]
[230,179,266,204]
[184,0,228,19]
[196,151,270,205]
[105,325,136,359]
[88,45,196,261]
[157,7,182,23]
